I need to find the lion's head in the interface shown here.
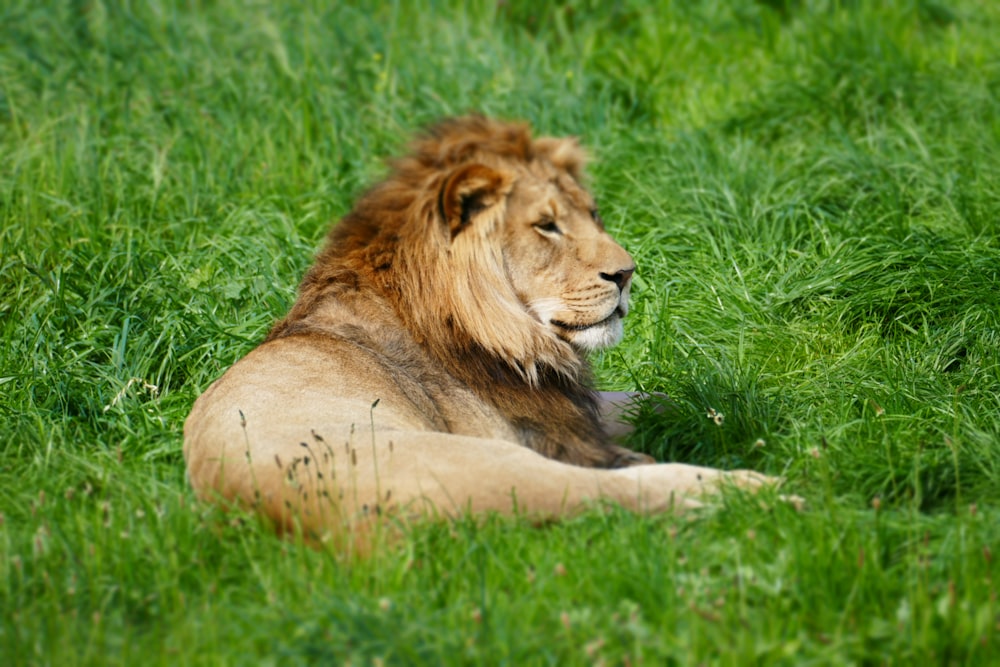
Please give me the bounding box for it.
[277,116,635,388]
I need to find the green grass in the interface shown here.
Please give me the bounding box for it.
[3,0,1000,663]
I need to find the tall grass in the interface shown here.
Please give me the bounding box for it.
[2,0,999,663]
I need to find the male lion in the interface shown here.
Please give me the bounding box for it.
[184,116,774,538]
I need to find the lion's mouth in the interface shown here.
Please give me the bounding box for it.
[551,307,625,332]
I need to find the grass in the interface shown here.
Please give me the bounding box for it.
[2,0,999,663]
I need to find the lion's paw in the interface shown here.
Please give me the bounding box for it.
[614,463,802,513]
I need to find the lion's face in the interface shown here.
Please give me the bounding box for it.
[418,120,637,376]
[501,169,635,352]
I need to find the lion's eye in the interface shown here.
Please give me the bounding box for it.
[534,219,561,235]
[590,208,603,225]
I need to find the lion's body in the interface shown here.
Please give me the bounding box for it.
[184,117,768,538]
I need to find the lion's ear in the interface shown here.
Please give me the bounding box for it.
[439,163,513,238]
[534,136,587,181]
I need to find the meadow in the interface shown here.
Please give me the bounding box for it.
[2,0,999,663]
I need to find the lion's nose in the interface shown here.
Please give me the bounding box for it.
[600,267,635,291]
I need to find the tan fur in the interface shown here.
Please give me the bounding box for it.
[183,116,776,541]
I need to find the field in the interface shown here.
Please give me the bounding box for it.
[3,0,1000,664]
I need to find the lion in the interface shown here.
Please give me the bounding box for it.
[183,116,776,540]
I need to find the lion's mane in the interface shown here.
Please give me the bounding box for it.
[264,117,642,466]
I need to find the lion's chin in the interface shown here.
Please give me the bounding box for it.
[554,312,625,351]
